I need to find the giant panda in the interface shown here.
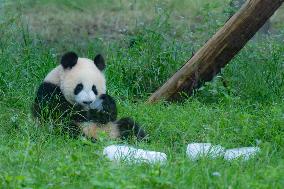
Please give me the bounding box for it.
[32,52,146,141]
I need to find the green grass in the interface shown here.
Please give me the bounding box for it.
[1,0,284,188]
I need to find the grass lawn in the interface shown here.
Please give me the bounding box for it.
[0,0,283,188]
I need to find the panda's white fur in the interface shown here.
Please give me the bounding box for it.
[44,57,106,110]
[44,66,62,85]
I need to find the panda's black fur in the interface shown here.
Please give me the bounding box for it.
[32,52,146,141]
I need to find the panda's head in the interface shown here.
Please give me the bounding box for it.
[59,52,106,110]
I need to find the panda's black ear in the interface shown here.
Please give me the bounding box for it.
[94,54,105,71]
[61,52,78,69]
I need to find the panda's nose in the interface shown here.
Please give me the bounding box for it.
[83,101,92,105]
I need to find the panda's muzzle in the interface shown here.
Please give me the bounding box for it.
[83,101,93,105]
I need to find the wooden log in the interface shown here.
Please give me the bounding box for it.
[229,0,271,34]
[147,0,284,103]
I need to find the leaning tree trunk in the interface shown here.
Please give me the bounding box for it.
[229,0,271,34]
[148,0,283,103]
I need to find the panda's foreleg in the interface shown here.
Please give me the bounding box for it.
[115,117,147,141]
[89,94,117,124]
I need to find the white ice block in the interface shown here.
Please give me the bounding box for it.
[224,147,260,160]
[103,145,167,164]
[186,143,225,160]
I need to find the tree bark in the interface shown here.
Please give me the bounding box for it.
[229,0,271,34]
[148,0,283,103]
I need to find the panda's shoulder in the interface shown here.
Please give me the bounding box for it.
[35,82,74,112]
[36,82,62,100]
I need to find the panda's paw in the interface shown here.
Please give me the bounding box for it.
[90,99,103,111]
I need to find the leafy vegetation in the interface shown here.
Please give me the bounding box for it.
[0,0,283,188]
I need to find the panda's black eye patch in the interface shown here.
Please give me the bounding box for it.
[74,83,83,95]
[92,85,98,95]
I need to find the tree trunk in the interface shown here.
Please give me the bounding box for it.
[229,0,271,34]
[147,0,283,103]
